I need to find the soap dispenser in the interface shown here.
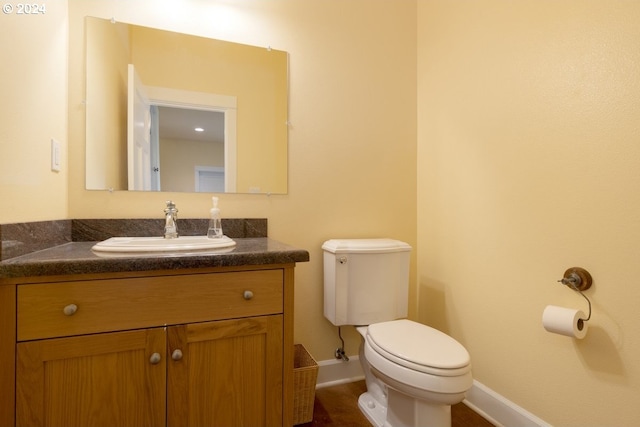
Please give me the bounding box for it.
[207,197,223,238]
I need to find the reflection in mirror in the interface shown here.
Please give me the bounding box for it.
[157,107,226,193]
[84,16,288,194]
[126,66,237,192]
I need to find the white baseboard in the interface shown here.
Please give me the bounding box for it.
[315,355,364,389]
[463,380,552,427]
[315,358,552,427]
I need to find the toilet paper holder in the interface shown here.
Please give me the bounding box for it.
[558,267,592,291]
[557,267,592,321]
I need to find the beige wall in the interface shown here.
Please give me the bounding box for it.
[0,1,68,221]
[417,1,640,426]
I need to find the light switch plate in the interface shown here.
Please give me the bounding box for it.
[51,138,61,172]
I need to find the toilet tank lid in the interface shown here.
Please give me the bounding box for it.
[322,239,412,254]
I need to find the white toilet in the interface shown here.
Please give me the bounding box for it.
[323,239,472,427]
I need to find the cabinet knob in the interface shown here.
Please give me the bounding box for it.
[243,290,254,300]
[63,304,78,316]
[149,352,162,364]
[171,349,183,361]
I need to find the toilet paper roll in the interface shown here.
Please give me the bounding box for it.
[542,305,588,339]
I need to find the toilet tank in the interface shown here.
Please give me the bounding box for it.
[323,238,412,326]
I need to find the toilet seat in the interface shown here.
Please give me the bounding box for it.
[364,337,473,397]
[366,319,471,377]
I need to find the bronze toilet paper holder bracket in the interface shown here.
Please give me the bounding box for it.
[557,267,593,321]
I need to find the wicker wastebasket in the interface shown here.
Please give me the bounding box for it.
[293,344,319,425]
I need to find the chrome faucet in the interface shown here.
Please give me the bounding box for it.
[164,200,178,239]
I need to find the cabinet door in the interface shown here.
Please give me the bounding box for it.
[167,315,283,427]
[17,328,166,427]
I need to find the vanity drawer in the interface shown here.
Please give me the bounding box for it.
[17,269,283,341]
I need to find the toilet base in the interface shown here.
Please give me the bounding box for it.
[358,388,453,427]
[358,391,387,427]
[386,386,451,427]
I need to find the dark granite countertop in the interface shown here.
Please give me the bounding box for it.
[0,238,310,279]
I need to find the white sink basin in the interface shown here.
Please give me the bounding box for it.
[92,235,236,253]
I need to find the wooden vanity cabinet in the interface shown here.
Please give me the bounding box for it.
[166,315,283,427]
[17,328,168,427]
[3,264,296,427]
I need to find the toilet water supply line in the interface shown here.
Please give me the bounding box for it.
[335,327,350,361]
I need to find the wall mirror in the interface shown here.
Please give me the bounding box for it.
[84,16,288,194]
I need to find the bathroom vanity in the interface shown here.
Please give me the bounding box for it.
[0,221,309,427]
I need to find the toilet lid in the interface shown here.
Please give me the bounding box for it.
[367,319,470,374]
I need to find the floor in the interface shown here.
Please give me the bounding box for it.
[299,380,495,427]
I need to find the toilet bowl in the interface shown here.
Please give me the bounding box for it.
[356,320,472,427]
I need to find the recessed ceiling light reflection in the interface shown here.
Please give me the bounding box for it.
[194,127,204,132]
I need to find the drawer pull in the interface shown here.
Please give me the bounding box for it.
[243,290,254,300]
[63,304,78,316]
[149,352,162,364]
[172,349,183,361]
